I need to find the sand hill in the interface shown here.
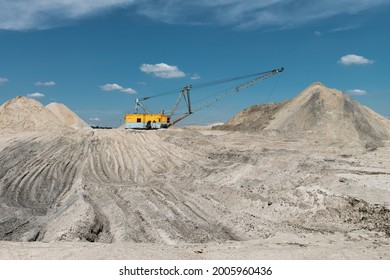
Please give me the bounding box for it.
[0,86,389,260]
[214,102,287,132]
[0,96,65,132]
[0,96,90,132]
[46,102,90,130]
[215,82,390,147]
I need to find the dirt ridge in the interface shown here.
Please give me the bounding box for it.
[0,86,389,260]
[214,82,390,148]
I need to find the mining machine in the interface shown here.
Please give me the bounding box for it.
[124,67,284,129]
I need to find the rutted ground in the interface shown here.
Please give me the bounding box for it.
[1,86,390,259]
[1,128,389,253]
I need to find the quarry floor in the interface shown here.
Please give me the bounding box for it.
[0,126,389,259]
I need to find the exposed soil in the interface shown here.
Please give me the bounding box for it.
[214,82,390,149]
[1,84,390,259]
[212,101,288,132]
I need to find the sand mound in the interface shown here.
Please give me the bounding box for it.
[1,128,389,245]
[266,82,390,145]
[0,96,65,132]
[1,89,390,258]
[215,82,390,147]
[46,103,90,130]
[213,102,287,132]
[0,97,90,132]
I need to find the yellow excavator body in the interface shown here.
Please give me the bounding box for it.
[124,113,171,129]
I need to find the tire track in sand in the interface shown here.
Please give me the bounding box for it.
[81,130,240,243]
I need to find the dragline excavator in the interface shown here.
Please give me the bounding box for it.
[124,67,284,129]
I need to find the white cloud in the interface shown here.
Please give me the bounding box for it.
[121,88,137,94]
[89,117,101,121]
[100,83,122,91]
[140,63,186,79]
[330,25,360,33]
[2,0,386,30]
[338,54,374,65]
[35,81,56,86]
[137,81,147,85]
[0,0,136,30]
[135,0,390,30]
[345,89,368,96]
[100,83,137,94]
[314,25,360,36]
[27,92,45,98]
[0,77,8,85]
[190,74,201,80]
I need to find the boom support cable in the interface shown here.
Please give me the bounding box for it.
[128,67,284,127]
[140,68,282,100]
[192,68,284,113]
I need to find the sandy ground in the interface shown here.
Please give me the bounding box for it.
[1,232,389,260]
[1,86,389,260]
[0,126,389,259]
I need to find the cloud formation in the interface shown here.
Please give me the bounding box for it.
[100,83,137,94]
[0,77,8,85]
[35,81,56,86]
[27,92,45,98]
[190,74,201,80]
[1,0,388,30]
[140,63,186,79]
[345,89,368,96]
[338,54,374,65]
[136,0,390,29]
[315,24,360,36]
[329,25,360,33]
[0,0,135,30]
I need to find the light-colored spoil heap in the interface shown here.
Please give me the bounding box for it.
[46,102,90,130]
[266,82,390,144]
[0,96,65,132]
[213,102,288,132]
[0,88,389,257]
[0,96,90,132]
[215,82,390,147]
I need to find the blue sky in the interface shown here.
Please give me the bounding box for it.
[0,0,389,127]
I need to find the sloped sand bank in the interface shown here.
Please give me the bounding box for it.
[1,86,389,259]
